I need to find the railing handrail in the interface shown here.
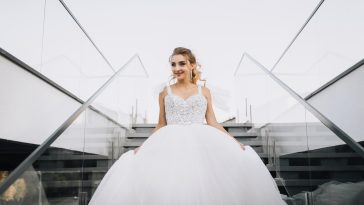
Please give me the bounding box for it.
[241,52,364,159]
[0,53,139,195]
[58,0,116,74]
[270,0,325,72]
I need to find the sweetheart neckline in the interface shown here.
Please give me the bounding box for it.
[166,93,207,102]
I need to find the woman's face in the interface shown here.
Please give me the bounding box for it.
[170,54,193,82]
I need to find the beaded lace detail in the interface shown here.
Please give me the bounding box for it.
[164,84,207,125]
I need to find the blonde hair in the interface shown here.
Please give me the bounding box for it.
[169,47,206,86]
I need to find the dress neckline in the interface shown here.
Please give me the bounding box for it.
[169,85,199,101]
[172,93,201,102]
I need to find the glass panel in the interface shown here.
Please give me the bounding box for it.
[0,0,45,69]
[234,55,308,201]
[91,56,149,128]
[33,111,87,204]
[234,54,364,204]
[40,0,114,100]
[272,0,364,98]
[83,108,127,204]
[304,111,364,205]
[0,110,87,204]
[0,47,81,171]
[0,107,127,204]
[0,166,49,204]
[0,0,114,101]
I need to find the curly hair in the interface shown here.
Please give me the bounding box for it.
[169,47,206,86]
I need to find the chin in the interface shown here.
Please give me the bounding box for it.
[175,76,186,81]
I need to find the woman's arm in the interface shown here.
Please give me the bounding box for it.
[203,86,245,150]
[152,88,168,133]
[134,87,167,154]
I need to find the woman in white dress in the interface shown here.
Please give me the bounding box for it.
[89,47,286,205]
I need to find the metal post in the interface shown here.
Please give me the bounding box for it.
[135,99,138,124]
[236,109,239,123]
[38,171,42,205]
[266,131,273,166]
[304,191,313,205]
[249,104,252,123]
[111,141,115,162]
[78,192,88,205]
[245,98,248,119]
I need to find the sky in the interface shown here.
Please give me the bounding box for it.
[61,0,320,123]
[2,0,363,124]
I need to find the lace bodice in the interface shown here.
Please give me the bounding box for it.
[164,84,207,125]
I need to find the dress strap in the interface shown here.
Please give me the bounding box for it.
[166,82,172,95]
[197,84,202,95]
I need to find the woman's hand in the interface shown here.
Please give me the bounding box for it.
[134,146,140,155]
[239,142,246,150]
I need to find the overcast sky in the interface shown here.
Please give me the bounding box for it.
[61,0,321,122]
[2,0,363,124]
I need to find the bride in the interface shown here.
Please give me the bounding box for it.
[89,47,286,205]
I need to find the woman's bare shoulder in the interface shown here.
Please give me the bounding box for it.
[159,86,168,98]
[201,85,211,95]
[200,85,211,101]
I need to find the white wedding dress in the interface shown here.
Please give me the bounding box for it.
[89,84,286,205]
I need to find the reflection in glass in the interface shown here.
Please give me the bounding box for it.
[234,53,364,204]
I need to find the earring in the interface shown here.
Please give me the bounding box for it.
[190,69,193,81]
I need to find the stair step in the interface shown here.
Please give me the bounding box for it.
[267,165,364,171]
[229,132,258,138]
[36,164,364,174]
[280,152,361,158]
[38,155,110,161]
[274,179,359,186]
[38,167,108,173]
[132,123,253,129]
[43,180,100,188]
[221,122,253,128]
[39,178,360,189]
[123,139,263,147]
[122,146,264,153]
[34,152,359,165]
[126,132,150,138]
[131,123,254,133]
[127,132,257,138]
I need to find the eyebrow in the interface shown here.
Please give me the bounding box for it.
[171,61,186,63]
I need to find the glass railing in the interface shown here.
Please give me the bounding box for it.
[91,55,149,128]
[267,0,364,158]
[0,1,149,204]
[270,0,364,98]
[0,50,148,204]
[0,0,118,175]
[0,108,126,204]
[0,0,114,101]
[234,53,364,204]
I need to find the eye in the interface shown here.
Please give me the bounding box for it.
[171,62,176,67]
[178,62,186,66]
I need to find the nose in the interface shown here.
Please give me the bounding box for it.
[173,66,182,72]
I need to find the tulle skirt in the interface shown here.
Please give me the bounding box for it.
[89,124,286,205]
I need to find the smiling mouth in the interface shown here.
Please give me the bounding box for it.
[174,71,185,75]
